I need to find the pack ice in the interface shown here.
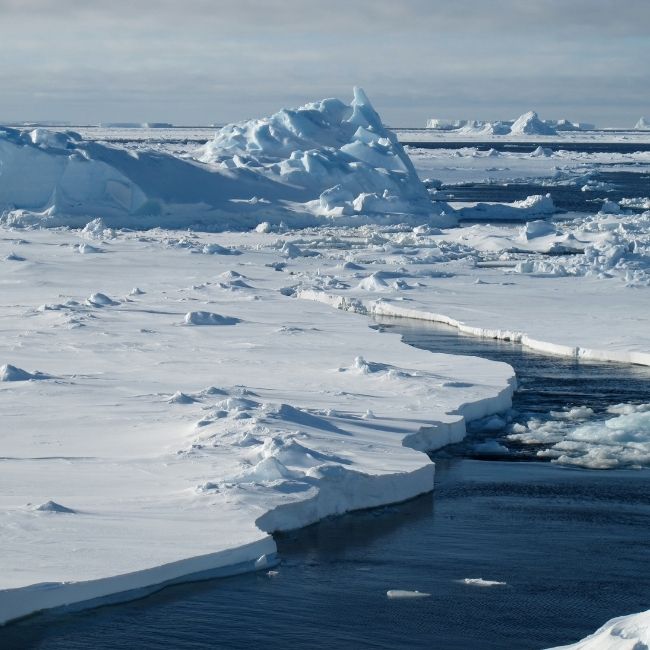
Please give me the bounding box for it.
[0,89,453,231]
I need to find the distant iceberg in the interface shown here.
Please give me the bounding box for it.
[425,112,593,135]
[635,116,650,130]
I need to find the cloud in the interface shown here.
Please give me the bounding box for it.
[0,0,647,125]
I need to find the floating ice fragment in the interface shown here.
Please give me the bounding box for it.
[461,578,507,587]
[255,554,271,569]
[473,440,509,456]
[386,590,431,599]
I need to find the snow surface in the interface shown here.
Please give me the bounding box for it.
[546,609,650,650]
[0,226,514,624]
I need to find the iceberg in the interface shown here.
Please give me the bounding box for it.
[510,111,557,136]
[0,90,454,231]
[199,87,453,225]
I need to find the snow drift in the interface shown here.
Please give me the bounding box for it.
[0,89,453,231]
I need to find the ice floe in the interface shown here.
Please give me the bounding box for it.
[546,609,650,649]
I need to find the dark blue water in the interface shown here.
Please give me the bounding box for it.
[401,140,650,154]
[436,170,650,214]
[2,322,649,650]
[379,319,650,462]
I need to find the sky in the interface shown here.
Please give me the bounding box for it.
[0,0,648,127]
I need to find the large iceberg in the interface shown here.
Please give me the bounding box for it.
[0,89,454,230]
[635,116,650,130]
[199,87,453,225]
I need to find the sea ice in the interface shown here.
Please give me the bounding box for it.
[546,609,650,649]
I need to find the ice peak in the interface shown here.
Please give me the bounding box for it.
[510,111,557,136]
[348,86,384,132]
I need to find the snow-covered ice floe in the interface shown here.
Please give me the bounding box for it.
[0,228,515,625]
[0,89,454,231]
[546,609,650,649]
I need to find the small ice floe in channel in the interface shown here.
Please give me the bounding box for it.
[459,578,507,587]
[386,590,431,599]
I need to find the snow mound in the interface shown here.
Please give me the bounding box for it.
[531,146,553,157]
[33,501,76,514]
[510,112,557,136]
[519,220,557,240]
[357,272,390,291]
[546,609,650,649]
[0,364,48,382]
[184,311,241,326]
[1,364,31,381]
[87,292,119,307]
[168,391,198,404]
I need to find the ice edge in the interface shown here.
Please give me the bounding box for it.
[0,368,514,626]
[297,289,650,367]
